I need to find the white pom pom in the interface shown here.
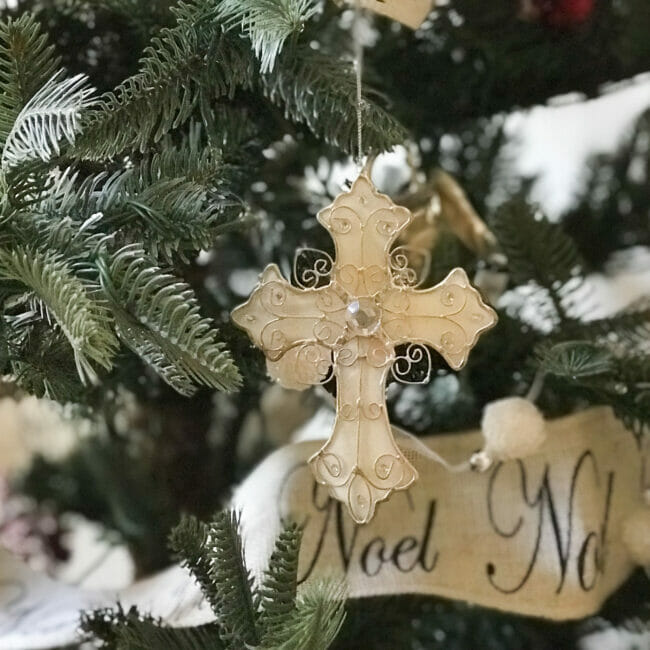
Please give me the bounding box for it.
[471,397,546,471]
[622,506,650,566]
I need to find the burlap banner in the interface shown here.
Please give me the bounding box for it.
[0,407,645,649]
[234,407,644,620]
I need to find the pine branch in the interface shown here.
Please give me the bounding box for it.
[263,579,346,650]
[262,47,408,155]
[536,341,650,441]
[259,521,303,642]
[560,305,650,355]
[9,326,85,401]
[169,515,221,613]
[169,511,261,647]
[2,72,94,169]
[117,620,224,649]
[217,0,320,73]
[491,198,586,325]
[95,171,222,261]
[81,604,224,649]
[8,168,111,256]
[72,0,406,160]
[74,1,255,160]
[98,245,241,394]
[0,14,59,146]
[534,341,615,378]
[144,126,228,186]
[110,306,201,396]
[89,513,344,649]
[2,158,60,210]
[205,510,261,647]
[0,245,117,384]
[95,135,244,260]
[18,139,243,263]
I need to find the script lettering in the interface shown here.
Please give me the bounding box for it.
[299,482,438,582]
[485,450,614,595]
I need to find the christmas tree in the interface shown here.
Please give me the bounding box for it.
[0,0,649,648]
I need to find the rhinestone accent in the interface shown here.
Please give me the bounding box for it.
[346,298,381,336]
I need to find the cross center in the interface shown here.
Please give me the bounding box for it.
[345,296,382,336]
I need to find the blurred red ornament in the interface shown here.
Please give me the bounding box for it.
[520,0,595,27]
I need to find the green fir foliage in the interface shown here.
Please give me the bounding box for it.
[491,198,586,324]
[491,200,650,439]
[259,521,303,640]
[217,0,320,72]
[85,513,345,650]
[99,246,241,395]
[0,13,60,145]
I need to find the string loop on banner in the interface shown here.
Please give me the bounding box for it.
[395,427,471,473]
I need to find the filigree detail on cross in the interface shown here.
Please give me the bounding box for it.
[232,173,497,523]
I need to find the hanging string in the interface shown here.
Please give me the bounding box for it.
[395,427,471,473]
[353,0,365,166]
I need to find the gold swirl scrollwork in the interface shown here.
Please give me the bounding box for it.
[348,473,372,522]
[269,283,286,307]
[337,265,358,292]
[366,265,387,293]
[375,215,400,237]
[389,245,431,289]
[313,319,343,346]
[440,285,464,309]
[340,403,359,420]
[260,322,287,353]
[362,402,382,420]
[391,343,432,385]
[374,454,398,480]
[314,453,349,488]
[329,206,357,234]
[293,247,334,290]
[382,289,410,314]
[298,344,333,384]
[337,346,358,367]
[320,453,341,477]
[440,330,464,354]
[366,339,392,368]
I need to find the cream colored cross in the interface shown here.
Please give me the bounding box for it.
[232,174,497,524]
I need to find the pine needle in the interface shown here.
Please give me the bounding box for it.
[2,72,94,168]
[0,245,118,384]
[99,245,242,394]
[259,521,303,642]
[0,14,60,146]
[217,0,320,73]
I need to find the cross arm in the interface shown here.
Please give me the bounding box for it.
[382,268,497,370]
[231,264,347,389]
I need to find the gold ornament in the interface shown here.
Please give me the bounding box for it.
[232,173,497,523]
[398,169,498,259]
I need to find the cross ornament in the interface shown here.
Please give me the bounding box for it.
[232,173,497,524]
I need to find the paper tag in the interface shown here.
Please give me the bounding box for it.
[360,0,434,29]
[234,407,643,621]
